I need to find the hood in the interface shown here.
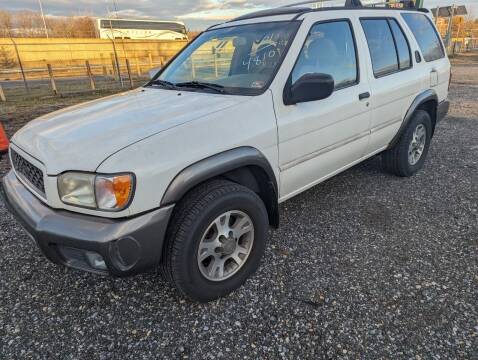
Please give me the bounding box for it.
[12,88,249,174]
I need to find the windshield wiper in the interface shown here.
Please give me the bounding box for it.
[175,81,225,93]
[150,79,177,89]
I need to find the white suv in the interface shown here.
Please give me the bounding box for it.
[2,1,450,301]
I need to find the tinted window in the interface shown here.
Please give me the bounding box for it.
[361,19,398,77]
[402,13,444,62]
[291,21,357,89]
[389,19,411,69]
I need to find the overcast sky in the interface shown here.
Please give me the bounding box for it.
[1,0,476,30]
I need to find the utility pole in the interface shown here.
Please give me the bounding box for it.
[106,6,124,88]
[112,0,119,17]
[37,0,49,38]
[445,4,456,48]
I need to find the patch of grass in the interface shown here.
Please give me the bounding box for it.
[0,88,128,137]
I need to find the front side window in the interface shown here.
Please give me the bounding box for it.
[361,19,398,77]
[154,22,299,95]
[291,21,358,89]
[401,13,444,62]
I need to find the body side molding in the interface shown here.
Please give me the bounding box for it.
[161,146,278,207]
[388,89,438,148]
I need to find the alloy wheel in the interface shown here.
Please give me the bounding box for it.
[197,210,254,282]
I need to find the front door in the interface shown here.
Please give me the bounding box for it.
[272,17,372,200]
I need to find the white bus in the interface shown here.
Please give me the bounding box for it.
[97,18,188,40]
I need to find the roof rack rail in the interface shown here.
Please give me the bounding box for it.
[283,0,418,9]
[282,0,363,8]
[229,0,421,23]
[231,7,311,22]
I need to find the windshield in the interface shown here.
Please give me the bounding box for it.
[153,22,299,95]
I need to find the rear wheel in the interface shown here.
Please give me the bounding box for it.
[382,110,432,177]
[161,179,268,302]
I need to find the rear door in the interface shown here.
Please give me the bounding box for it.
[358,15,422,153]
[270,13,372,200]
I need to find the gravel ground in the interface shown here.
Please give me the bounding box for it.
[0,53,477,359]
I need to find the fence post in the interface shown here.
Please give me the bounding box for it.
[110,38,123,88]
[213,52,218,77]
[85,60,96,90]
[0,84,6,102]
[46,63,58,95]
[10,38,29,94]
[110,53,117,79]
[125,59,134,89]
[191,56,196,78]
[148,52,153,68]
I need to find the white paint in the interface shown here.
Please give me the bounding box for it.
[9,9,450,218]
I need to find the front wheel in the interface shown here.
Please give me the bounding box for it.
[161,179,268,302]
[382,110,432,177]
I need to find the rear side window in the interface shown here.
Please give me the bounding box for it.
[389,19,411,70]
[291,21,358,89]
[361,19,398,77]
[402,13,444,62]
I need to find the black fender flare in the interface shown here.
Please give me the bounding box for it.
[160,147,279,225]
[388,89,438,148]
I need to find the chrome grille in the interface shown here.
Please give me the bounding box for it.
[10,149,45,195]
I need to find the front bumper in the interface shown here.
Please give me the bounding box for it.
[1,170,174,276]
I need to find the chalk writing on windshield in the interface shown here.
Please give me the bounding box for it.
[242,44,279,70]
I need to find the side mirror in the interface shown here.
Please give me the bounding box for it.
[284,73,334,105]
[148,66,162,79]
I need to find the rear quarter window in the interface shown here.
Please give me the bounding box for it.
[389,19,411,70]
[361,19,398,77]
[401,13,445,62]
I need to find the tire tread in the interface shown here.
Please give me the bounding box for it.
[160,179,265,300]
[382,110,431,177]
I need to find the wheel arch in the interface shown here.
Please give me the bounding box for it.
[388,89,438,149]
[160,147,280,228]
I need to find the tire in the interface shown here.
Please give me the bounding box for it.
[382,110,432,177]
[160,179,269,302]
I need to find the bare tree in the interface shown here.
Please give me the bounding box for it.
[0,10,13,37]
[16,10,44,37]
[0,10,96,38]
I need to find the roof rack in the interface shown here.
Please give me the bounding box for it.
[232,7,311,22]
[230,0,423,22]
[283,0,418,9]
[282,0,363,8]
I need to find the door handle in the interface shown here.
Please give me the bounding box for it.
[415,50,422,63]
[430,69,438,87]
[359,92,370,100]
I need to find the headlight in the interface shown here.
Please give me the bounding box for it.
[58,172,96,208]
[58,172,134,211]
